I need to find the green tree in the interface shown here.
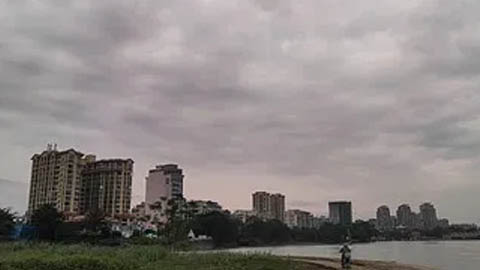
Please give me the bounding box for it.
[316,223,348,243]
[193,211,239,247]
[149,196,168,231]
[84,208,106,233]
[150,196,193,244]
[163,197,191,243]
[351,220,377,242]
[30,204,63,241]
[239,217,292,245]
[0,207,16,238]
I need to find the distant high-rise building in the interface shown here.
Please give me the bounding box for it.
[270,193,285,222]
[252,191,271,219]
[81,159,134,217]
[396,204,414,228]
[145,164,184,220]
[413,212,424,229]
[285,209,313,228]
[252,191,285,222]
[328,201,352,225]
[28,146,89,216]
[390,216,397,227]
[376,205,393,231]
[420,202,438,230]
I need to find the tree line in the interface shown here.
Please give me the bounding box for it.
[0,200,375,246]
[4,199,470,247]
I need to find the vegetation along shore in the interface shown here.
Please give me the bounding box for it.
[0,243,434,270]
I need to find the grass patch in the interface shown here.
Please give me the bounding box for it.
[0,243,315,270]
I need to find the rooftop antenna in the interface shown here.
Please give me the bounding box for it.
[54,143,58,151]
[47,143,52,151]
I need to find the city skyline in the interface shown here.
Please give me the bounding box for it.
[3,144,465,227]
[2,1,480,224]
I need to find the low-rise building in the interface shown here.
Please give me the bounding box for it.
[312,216,328,229]
[189,200,223,215]
[233,210,257,223]
[132,202,147,220]
[285,209,314,229]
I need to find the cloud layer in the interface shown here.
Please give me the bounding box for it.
[1,0,480,223]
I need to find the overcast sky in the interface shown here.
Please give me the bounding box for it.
[1,0,480,223]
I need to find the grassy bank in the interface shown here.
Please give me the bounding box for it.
[0,243,318,270]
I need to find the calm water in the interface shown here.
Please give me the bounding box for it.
[226,241,480,270]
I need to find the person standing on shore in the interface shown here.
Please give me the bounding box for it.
[340,243,352,269]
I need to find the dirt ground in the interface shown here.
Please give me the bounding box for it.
[290,256,437,270]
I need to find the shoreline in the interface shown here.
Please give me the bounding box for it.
[220,238,480,250]
[288,256,436,270]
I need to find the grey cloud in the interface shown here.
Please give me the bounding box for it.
[0,179,28,213]
[2,0,480,222]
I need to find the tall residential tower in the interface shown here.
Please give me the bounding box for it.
[81,158,134,217]
[28,145,134,218]
[420,202,438,230]
[252,191,285,222]
[28,146,87,216]
[376,205,393,231]
[328,201,352,225]
[145,164,184,220]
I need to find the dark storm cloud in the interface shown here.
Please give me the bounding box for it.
[1,0,480,222]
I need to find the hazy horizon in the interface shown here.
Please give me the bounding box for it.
[2,0,480,224]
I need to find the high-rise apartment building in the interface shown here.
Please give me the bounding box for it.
[328,201,352,225]
[252,191,285,222]
[28,145,134,219]
[376,205,393,231]
[420,202,438,230]
[81,159,134,217]
[252,191,270,219]
[396,204,414,228]
[28,145,88,216]
[145,164,184,219]
[270,193,285,222]
[413,212,424,229]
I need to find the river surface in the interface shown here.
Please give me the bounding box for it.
[225,241,480,270]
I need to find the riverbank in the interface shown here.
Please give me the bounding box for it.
[290,256,435,270]
[0,242,436,270]
[0,242,334,270]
